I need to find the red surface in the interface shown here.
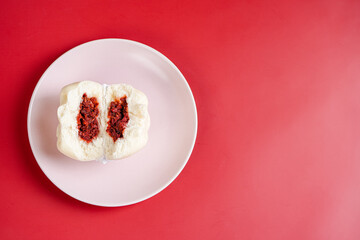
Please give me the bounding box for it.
[1,0,360,239]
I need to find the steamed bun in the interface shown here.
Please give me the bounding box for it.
[56,81,150,161]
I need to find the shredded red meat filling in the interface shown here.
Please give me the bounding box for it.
[107,96,129,142]
[77,93,100,143]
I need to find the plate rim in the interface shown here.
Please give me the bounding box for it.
[27,38,198,207]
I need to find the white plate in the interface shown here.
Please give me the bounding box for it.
[27,39,197,207]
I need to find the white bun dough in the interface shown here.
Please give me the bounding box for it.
[56,81,150,161]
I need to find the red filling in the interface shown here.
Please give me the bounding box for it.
[106,96,129,142]
[77,93,100,143]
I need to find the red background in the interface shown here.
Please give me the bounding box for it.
[1,0,360,239]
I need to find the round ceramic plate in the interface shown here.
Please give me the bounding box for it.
[27,39,197,207]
